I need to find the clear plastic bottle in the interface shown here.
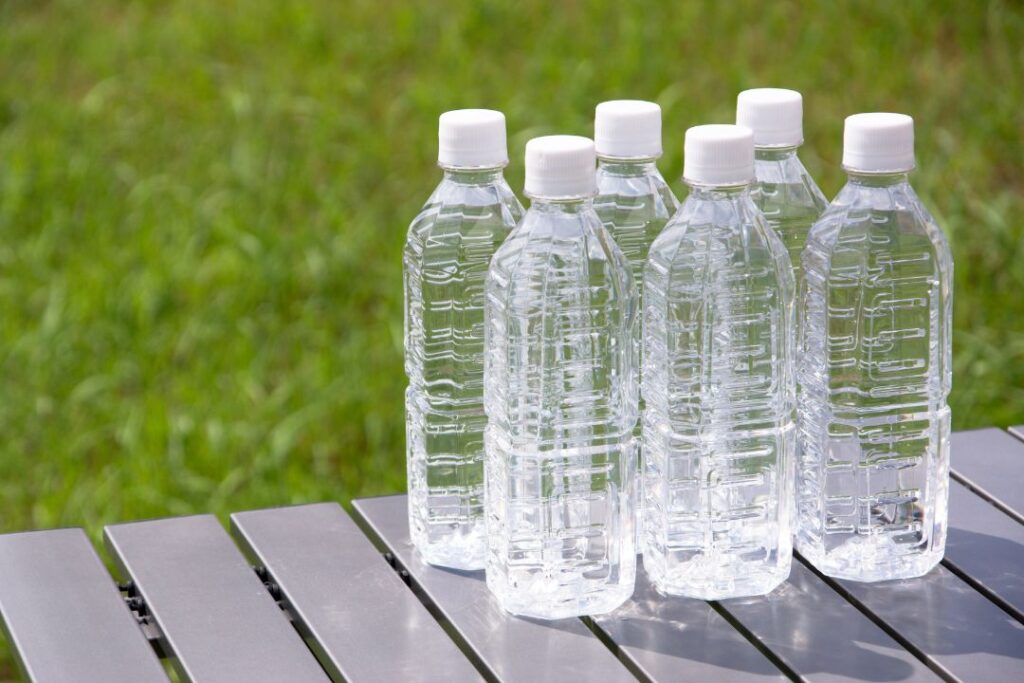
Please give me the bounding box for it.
[642,124,795,599]
[738,89,828,537]
[593,100,680,545]
[737,89,828,322]
[405,109,524,570]
[484,135,638,619]
[594,100,680,287]
[798,113,953,582]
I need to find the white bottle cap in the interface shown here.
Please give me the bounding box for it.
[437,109,509,168]
[683,124,755,186]
[524,135,597,198]
[594,100,663,159]
[842,112,915,173]
[736,88,803,147]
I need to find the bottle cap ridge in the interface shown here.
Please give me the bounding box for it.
[524,135,597,198]
[594,100,663,159]
[438,109,509,168]
[843,112,915,173]
[683,124,755,186]
[736,88,804,147]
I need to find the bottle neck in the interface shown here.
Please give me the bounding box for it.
[754,145,800,162]
[528,196,594,214]
[684,182,753,200]
[845,170,911,188]
[440,165,506,185]
[596,157,659,176]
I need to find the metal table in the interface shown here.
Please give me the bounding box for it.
[1,427,1022,682]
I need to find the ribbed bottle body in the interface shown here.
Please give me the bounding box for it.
[751,149,828,323]
[642,186,795,599]
[404,169,523,569]
[484,200,638,619]
[797,174,953,581]
[594,161,680,289]
[595,160,680,545]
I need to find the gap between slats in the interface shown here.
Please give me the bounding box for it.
[350,488,1018,683]
[949,471,1024,527]
[950,429,1024,526]
[795,555,959,683]
[348,508,502,683]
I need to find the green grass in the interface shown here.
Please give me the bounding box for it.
[0,0,1021,677]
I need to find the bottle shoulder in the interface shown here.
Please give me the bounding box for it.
[595,167,680,217]
[489,206,634,289]
[807,180,952,262]
[406,176,524,244]
[649,194,793,280]
[653,193,771,247]
[752,154,828,215]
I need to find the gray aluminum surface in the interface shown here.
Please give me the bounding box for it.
[230,503,481,683]
[951,428,1024,522]
[4,426,1022,682]
[594,559,784,682]
[0,528,168,683]
[105,515,329,683]
[352,495,637,683]
[720,561,939,682]
[946,479,1024,620]
[836,565,1024,681]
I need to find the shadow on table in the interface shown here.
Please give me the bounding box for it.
[597,547,1024,682]
[596,563,923,681]
[421,562,623,636]
[718,563,930,682]
[393,511,1024,681]
[430,562,784,678]
[835,550,1024,671]
[597,577,785,679]
[946,525,1024,615]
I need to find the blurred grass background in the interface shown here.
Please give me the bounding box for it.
[0,0,1021,676]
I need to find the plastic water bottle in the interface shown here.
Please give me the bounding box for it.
[737,89,828,322]
[738,89,828,535]
[484,135,638,618]
[594,100,679,288]
[594,101,680,539]
[797,113,952,581]
[405,109,524,570]
[642,124,795,599]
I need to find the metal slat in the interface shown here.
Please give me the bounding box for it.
[105,515,329,683]
[230,503,481,683]
[951,428,1024,522]
[594,560,785,682]
[833,565,1024,681]
[0,529,168,683]
[946,480,1024,620]
[719,561,940,682]
[352,495,637,683]
[1009,425,1024,441]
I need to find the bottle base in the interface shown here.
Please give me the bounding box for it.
[410,524,487,571]
[417,548,486,571]
[650,566,790,601]
[798,541,943,583]
[490,583,634,620]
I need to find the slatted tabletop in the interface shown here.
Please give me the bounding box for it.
[0,427,1022,682]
